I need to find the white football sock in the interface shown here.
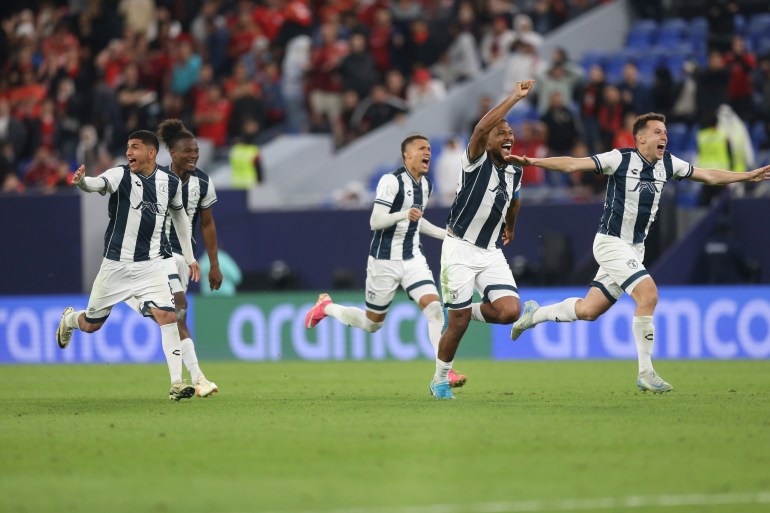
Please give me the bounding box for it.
[181,338,203,383]
[633,315,655,375]
[160,323,183,383]
[421,301,444,356]
[433,358,453,383]
[532,297,579,324]
[324,303,383,333]
[471,302,487,322]
[65,310,84,330]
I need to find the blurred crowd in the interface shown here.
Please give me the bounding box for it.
[0,0,606,194]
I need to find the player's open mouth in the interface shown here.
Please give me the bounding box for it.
[656,143,665,154]
[128,158,137,166]
[422,157,430,166]
[502,142,512,152]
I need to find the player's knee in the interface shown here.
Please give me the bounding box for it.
[366,320,384,333]
[81,322,102,333]
[580,309,601,322]
[176,306,187,324]
[500,304,521,324]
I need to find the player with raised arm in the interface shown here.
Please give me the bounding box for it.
[508,112,770,393]
[55,130,202,400]
[305,135,467,388]
[430,80,535,400]
[155,119,221,397]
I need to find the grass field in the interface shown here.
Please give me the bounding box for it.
[2,360,770,513]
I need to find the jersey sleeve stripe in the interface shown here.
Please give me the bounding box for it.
[591,155,602,174]
[374,199,392,207]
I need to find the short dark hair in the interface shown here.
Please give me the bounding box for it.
[632,113,666,137]
[400,134,428,159]
[127,130,160,151]
[157,119,195,151]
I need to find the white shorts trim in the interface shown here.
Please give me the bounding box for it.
[364,255,438,313]
[86,258,174,322]
[165,253,188,294]
[440,236,518,310]
[591,233,649,301]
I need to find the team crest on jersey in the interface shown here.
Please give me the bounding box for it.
[654,167,666,180]
[132,200,164,215]
[367,290,375,301]
[626,259,639,269]
[160,184,168,194]
[449,290,459,302]
[630,180,659,194]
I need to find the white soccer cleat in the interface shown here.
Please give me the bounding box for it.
[169,380,196,401]
[56,307,75,349]
[195,377,219,398]
[637,371,673,393]
[510,300,539,341]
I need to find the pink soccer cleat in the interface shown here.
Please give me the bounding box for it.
[448,369,467,388]
[305,293,332,329]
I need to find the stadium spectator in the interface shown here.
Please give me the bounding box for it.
[723,36,756,122]
[694,50,730,118]
[618,62,653,117]
[512,120,548,188]
[307,22,349,132]
[281,35,311,133]
[480,15,516,67]
[339,32,377,100]
[578,64,607,154]
[405,68,447,110]
[650,65,677,120]
[194,83,232,147]
[612,111,637,149]
[541,90,580,155]
[433,134,464,205]
[534,57,583,115]
[351,84,408,135]
[169,37,202,97]
[597,85,630,152]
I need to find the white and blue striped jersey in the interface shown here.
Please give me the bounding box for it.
[447,148,522,249]
[98,165,184,262]
[593,148,692,244]
[369,166,433,261]
[160,166,217,256]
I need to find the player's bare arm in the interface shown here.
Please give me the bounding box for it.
[199,208,223,291]
[689,164,770,185]
[506,155,596,173]
[467,79,535,160]
[501,198,521,246]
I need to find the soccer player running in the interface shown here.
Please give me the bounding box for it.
[137,119,221,397]
[55,131,202,400]
[305,135,467,387]
[508,112,770,393]
[430,80,535,400]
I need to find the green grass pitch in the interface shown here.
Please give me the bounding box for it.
[2,360,770,513]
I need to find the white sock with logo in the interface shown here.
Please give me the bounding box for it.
[64,310,84,330]
[532,298,579,324]
[160,323,183,383]
[471,303,487,322]
[422,301,444,355]
[633,316,655,375]
[324,303,383,333]
[181,338,203,383]
[433,358,453,383]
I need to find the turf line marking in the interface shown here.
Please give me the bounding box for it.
[247,491,770,513]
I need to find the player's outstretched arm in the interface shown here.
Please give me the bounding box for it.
[689,164,770,185]
[72,164,110,194]
[467,80,535,161]
[505,154,596,174]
